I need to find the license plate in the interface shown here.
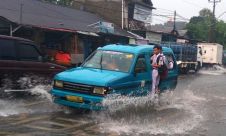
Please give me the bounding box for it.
[66,96,83,103]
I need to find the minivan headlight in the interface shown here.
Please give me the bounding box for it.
[93,87,107,95]
[54,80,63,88]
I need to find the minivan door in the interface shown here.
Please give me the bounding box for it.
[16,42,59,77]
[129,54,151,96]
[159,53,178,91]
[0,38,19,76]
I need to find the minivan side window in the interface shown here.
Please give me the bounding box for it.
[0,39,16,60]
[18,43,40,61]
[134,55,147,73]
[165,54,175,70]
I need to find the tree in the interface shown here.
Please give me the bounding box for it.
[186,16,211,41]
[186,8,226,48]
[199,8,213,18]
[216,21,226,46]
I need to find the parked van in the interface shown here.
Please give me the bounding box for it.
[50,44,178,110]
[0,35,66,90]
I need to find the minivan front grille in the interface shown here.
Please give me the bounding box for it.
[62,82,93,94]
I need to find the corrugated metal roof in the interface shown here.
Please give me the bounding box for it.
[0,0,134,37]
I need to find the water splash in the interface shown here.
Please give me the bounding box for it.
[29,85,53,101]
[199,65,226,75]
[16,74,51,89]
[0,99,32,117]
[92,90,207,135]
[0,75,60,117]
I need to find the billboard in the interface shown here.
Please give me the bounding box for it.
[99,21,114,34]
[133,4,152,23]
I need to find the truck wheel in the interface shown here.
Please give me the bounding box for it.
[180,68,188,74]
[194,63,200,72]
[196,62,201,71]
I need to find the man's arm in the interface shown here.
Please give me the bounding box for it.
[152,56,163,68]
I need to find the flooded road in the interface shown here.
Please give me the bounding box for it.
[0,67,226,136]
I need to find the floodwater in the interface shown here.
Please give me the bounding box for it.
[0,66,226,136]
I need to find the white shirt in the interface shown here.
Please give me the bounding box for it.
[151,53,163,69]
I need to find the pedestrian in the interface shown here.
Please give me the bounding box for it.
[150,45,164,99]
[55,45,71,66]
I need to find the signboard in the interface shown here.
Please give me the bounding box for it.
[177,39,188,43]
[99,21,114,34]
[129,38,136,44]
[133,4,152,23]
[129,38,148,45]
[136,39,148,45]
[146,32,162,44]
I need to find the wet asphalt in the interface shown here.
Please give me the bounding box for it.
[0,67,226,136]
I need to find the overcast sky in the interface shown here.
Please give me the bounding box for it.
[151,0,226,24]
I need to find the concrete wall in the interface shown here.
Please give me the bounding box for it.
[73,0,142,29]
[72,0,152,30]
[73,0,122,27]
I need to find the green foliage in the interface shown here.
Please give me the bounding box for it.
[199,8,213,18]
[216,21,226,47]
[186,8,226,48]
[186,16,210,41]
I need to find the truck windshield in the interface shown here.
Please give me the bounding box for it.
[82,50,134,72]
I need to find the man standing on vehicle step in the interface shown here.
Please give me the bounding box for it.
[151,45,164,99]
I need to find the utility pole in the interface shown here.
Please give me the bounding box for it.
[171,10,178,36]
[10,3,23,36]
[20,3,23,24]
[173,10,176,31]
[121,0,124,29]
[208,0,221,43]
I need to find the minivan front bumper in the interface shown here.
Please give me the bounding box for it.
[51,88,104,110]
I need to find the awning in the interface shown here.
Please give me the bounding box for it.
[77,31,99,37]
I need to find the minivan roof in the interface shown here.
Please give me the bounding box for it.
[100,44,173,54]
[0,35,34,43]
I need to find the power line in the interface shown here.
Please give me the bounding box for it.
[152,13,173,18]
[38,1,176,24]
[0,1,187,31]
[217,11,226,19]
[154,9,174,15]
[181,0,205,9]
[155,7,174,12]
[176,13,190,21]
[151,16,168,23]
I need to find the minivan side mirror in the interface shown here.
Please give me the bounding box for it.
[41,55,50,62]
[38,56,43,62]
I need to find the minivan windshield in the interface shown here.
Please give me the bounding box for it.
[82,50,134,72]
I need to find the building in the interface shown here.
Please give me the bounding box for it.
[72,0,154,30]
[0,0,135,65]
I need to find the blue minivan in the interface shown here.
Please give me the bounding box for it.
[50,44,178,110]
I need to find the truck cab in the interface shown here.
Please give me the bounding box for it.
[51,44,178,110]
